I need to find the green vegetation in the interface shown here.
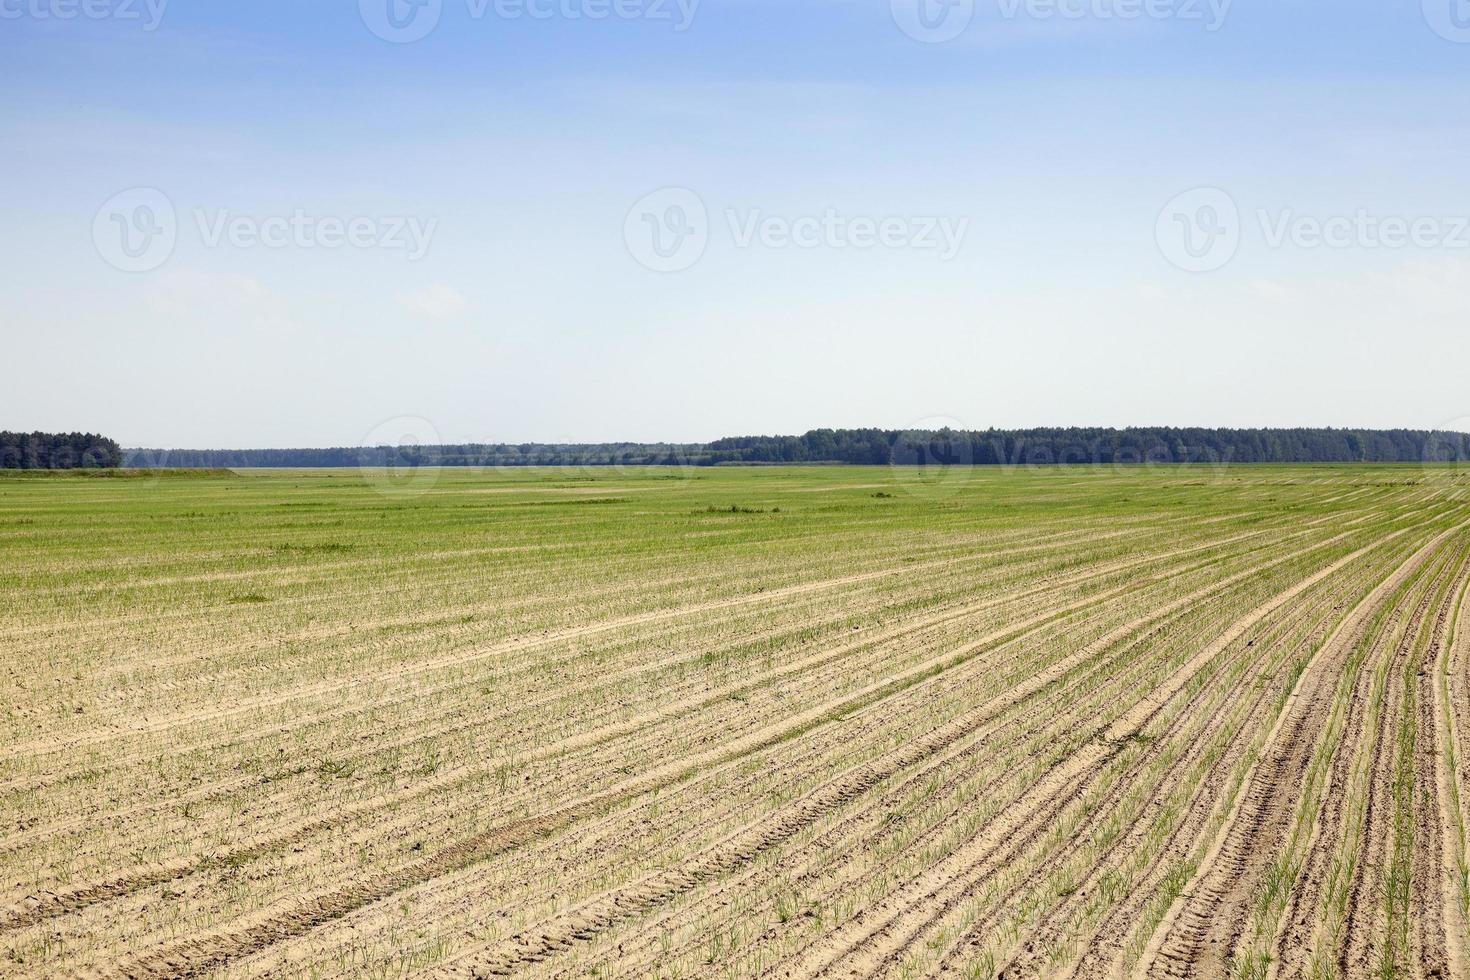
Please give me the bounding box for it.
[0,431,121,469]
[122,426,1470,469]
[2,464,1468,978]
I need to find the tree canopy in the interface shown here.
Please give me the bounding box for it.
[119,427,1470,469]
[0,432,123,469]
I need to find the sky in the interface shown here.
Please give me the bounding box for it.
[2,0,1469,448]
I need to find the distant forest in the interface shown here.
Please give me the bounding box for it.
[115,428,1470,469]
[1,432,123,469]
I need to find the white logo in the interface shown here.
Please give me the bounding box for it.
[360,0,442,42]
[1423,417,1470,490]
[1156,187,1240,273]
[891,0,974,42]
[624,188,708,273]
[1424,0,1470,42]
[359,416,444,497]
[121,447,171,487]
[725,209,969,260]
[890,416,977,499]
[93,187,177,273]
[0,0,170,29]
[192,209,437,259]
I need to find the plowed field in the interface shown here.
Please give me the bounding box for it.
[4,465,1469,979]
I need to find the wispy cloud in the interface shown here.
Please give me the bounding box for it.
[145,269,275,316]
[398,283,468,319]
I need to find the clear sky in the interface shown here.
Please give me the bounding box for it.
[3,0,1469,448]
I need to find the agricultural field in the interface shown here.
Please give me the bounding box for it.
[4,464,1470,979]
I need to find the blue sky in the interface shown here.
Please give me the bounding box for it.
[3,0,1469,448]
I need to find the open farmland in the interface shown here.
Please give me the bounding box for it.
[5,465,1470,979]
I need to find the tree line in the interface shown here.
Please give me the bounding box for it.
[124,443,713,469]
[115,427,1470,469]
[713,427,1470,466]
[0,432,123,470]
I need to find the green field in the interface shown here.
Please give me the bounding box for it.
[4,465,1470,978]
